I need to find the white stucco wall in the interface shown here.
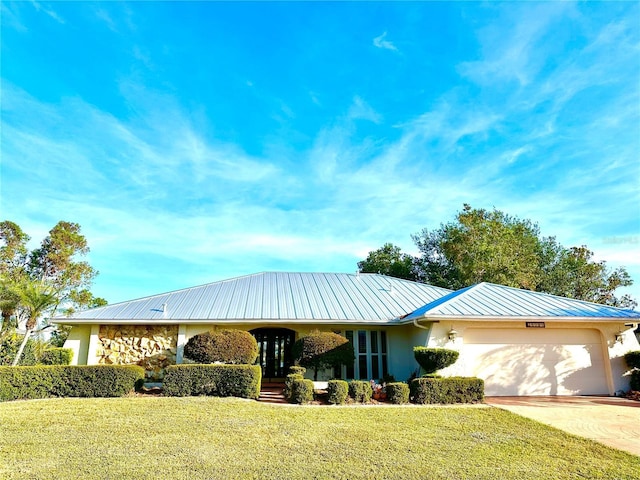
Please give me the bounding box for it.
[62,324,91,365]
[420,320,640,395]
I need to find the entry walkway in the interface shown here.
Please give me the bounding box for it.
[485,396,640,457]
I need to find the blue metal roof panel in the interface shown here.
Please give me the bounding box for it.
[403,282,640,320]
[55,272,453,323]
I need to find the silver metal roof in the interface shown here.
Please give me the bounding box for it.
[402,282,640,322]
[52,272,452,325]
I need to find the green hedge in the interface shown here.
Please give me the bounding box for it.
[624,351,640,370]
[40,348,74,365]
[348,380,372,403]
[327,379,348,405]
[0,365,145,402]
[410,377,484,404]
[163,364,261,399]
[413,347,459,374]
[386,382,409,404]
[183,329,259,365]
[289,378,314,404]
[284,373,303,400]
[288,366,306,376]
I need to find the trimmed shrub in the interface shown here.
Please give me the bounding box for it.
[0,365,144,402]
[163,364,261,399]
[40,348,73,365]
[413,347,459,374]
[386,382,409,404]
[293,331,355,380]
[284,373,304,400]
[410,377,484,404]
[348,380,372,403]
[288,365,306,375]
[0,333,39,366]
[183,329,259,365]
[630,371,640,391]
[624,351,640,370]
[327,379,348,405]
[289,378,314,404]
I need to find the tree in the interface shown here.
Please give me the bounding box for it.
[538,244,635,308]
[0,221,29,332]
[11,280,58,366]
[292,331,355,381]
[367,204,636,308]
[412,204,542,290]
[357,243,417,280]
[0,220,106,364]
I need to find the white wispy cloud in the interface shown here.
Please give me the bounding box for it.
[2,2,638,303]
[30,1,65,24]
[373,32,398,52]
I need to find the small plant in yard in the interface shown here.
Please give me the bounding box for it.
[289,377,314,404]
[283,372,304,400]
[624,350,640,392]
[413,347,459,375]
[370,379,386,400]
[349,380,372,403]
[327,379,348,404]
[385,382,409,404]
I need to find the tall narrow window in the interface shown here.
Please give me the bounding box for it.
[341,329,388,380]
[345,330,354,378]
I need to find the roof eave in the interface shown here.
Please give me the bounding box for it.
[404,314,639,324]
[51,317,400,326]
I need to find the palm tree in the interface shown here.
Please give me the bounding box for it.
[11,280,58,366]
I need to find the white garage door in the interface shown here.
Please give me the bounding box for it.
[462,328,609,396]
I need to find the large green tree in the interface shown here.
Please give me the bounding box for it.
[412,204,542,291]
[357,242,417,280]
[0,220,106,362]
[362,205,635,308]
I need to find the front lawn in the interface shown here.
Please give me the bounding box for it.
[1,397,638,479]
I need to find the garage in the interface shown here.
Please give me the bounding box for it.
[462,328,609,396]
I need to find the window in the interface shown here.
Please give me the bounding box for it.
[340,330,388,380]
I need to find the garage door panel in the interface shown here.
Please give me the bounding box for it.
[462,329,608,396]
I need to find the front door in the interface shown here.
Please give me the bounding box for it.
[250,328,296,381]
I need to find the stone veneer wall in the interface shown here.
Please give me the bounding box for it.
[97,325,178,381]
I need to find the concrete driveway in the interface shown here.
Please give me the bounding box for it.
[485,396,640,456]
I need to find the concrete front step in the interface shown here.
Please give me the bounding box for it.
[259,386,287,404]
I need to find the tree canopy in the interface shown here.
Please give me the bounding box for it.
[292,331,355,381]
[0,220,106,364]
[357,242,417,280]
[359,204,636,308]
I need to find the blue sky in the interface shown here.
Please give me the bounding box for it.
[1,1,639,304]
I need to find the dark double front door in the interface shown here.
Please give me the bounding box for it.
[251,328,295,381]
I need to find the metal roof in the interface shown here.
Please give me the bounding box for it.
[402,282,640,322]
[52,272,452,325]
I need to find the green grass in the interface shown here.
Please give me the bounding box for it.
[0,397,638,479]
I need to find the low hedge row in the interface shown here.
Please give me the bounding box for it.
[0,365,144,402]
[410,377,484,404]
[162,364,261,399]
